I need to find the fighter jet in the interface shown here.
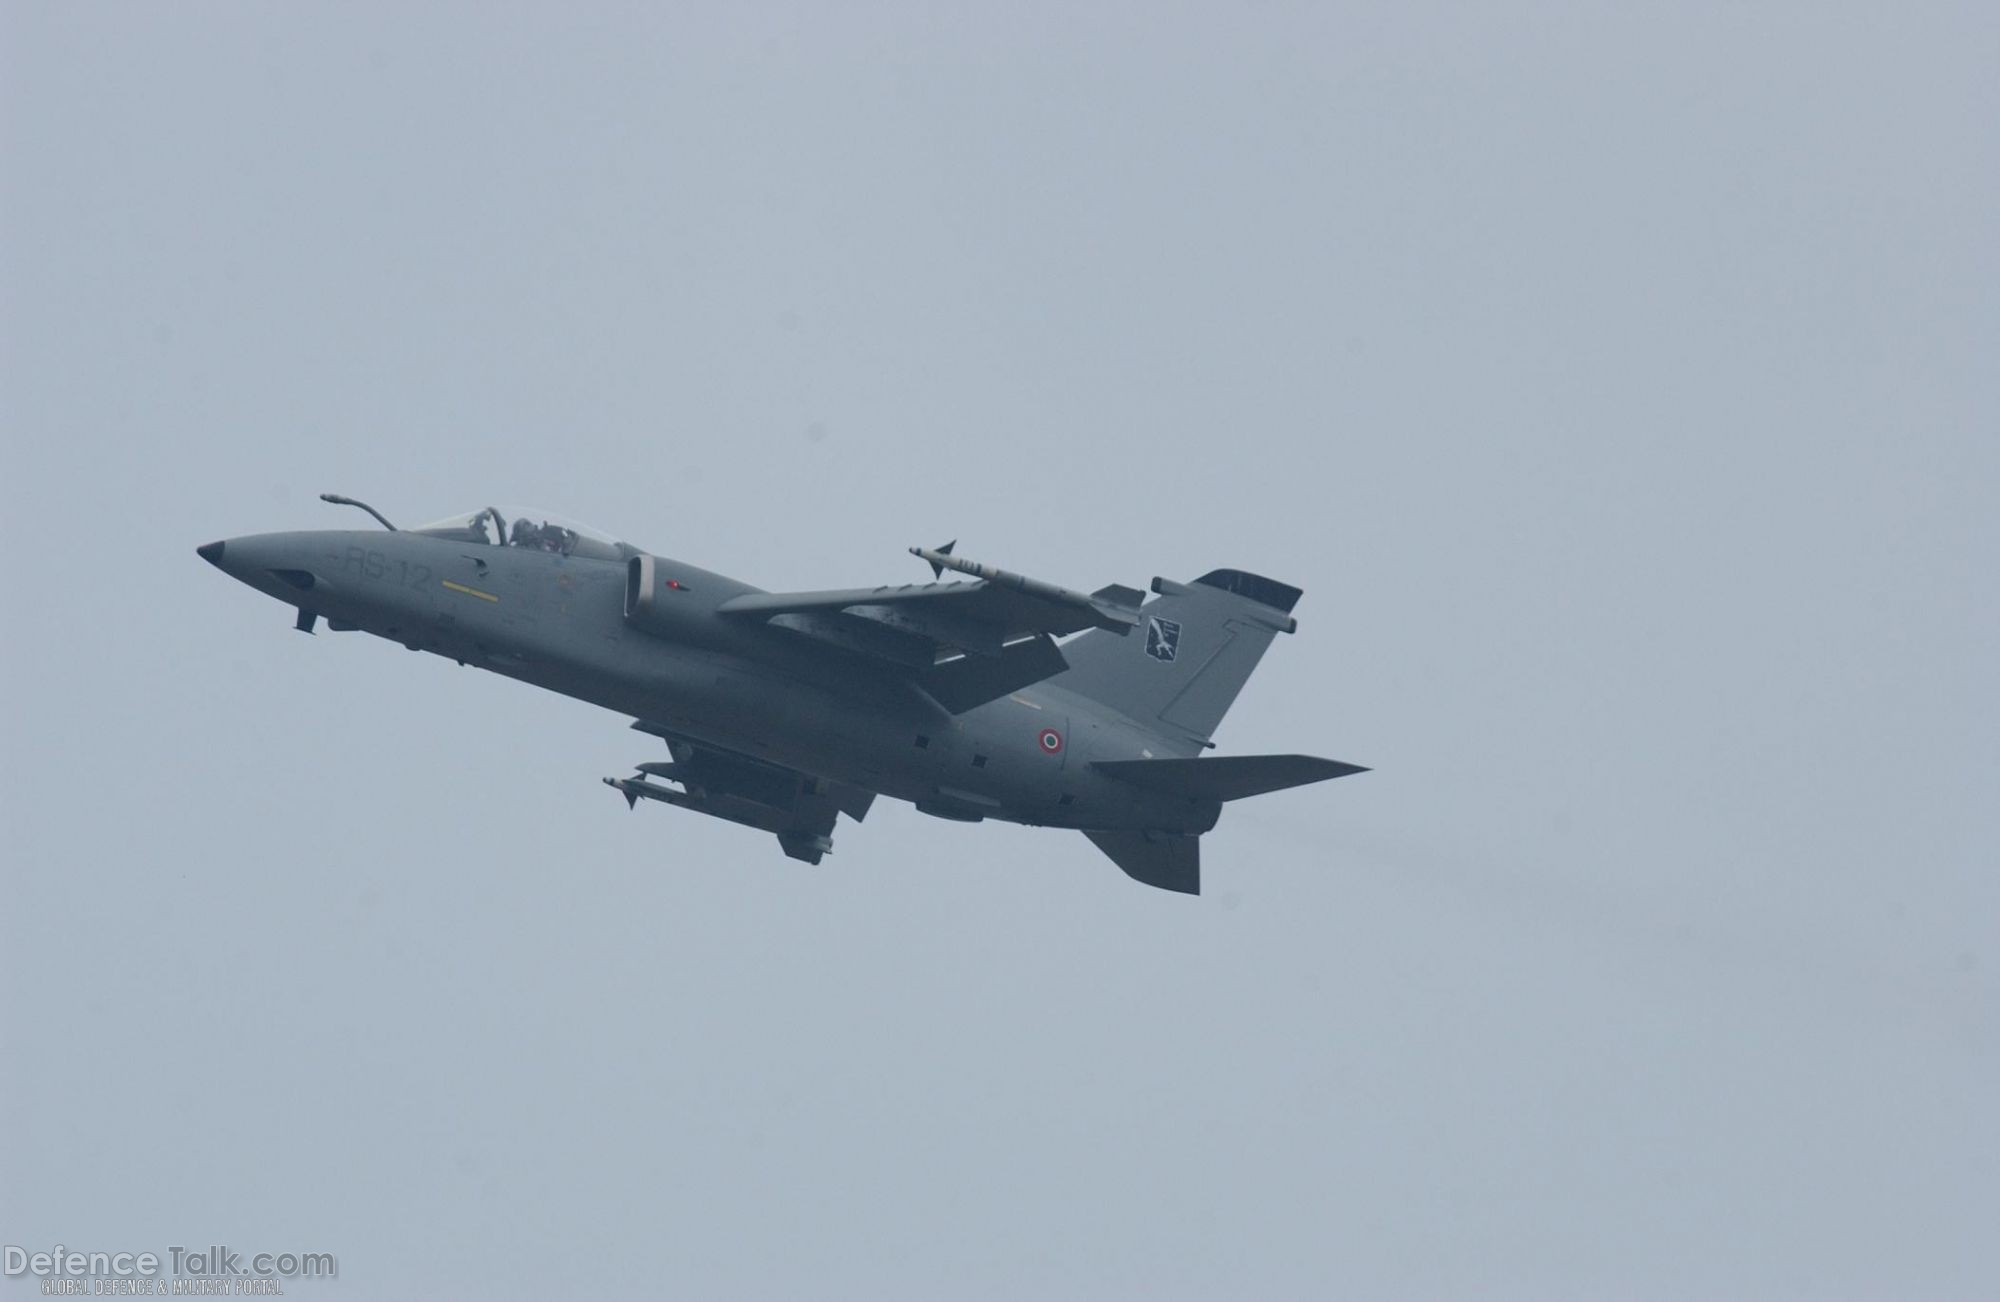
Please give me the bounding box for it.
[197,495,1366,894]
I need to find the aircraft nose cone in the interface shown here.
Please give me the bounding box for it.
[196,540,227,567]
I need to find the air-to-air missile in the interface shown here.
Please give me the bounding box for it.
[909,542,1146,634]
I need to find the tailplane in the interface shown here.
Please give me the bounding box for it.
[1081,756,1366,895]
[1052,569,1303,751]
[1092,754,1369,801]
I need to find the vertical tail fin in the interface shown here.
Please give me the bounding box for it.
[1052,569,1302,752]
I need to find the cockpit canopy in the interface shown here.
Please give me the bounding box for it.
[412,507,629,562]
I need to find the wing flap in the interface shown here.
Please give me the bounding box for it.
[920,634,1069,713]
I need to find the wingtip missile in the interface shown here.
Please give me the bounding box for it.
[909,539,957,579]
[908,541,991,585]
[907,542,1141,633]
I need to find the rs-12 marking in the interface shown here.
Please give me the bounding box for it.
[339,546,432,591]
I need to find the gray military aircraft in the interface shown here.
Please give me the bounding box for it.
[198,495,1365,893]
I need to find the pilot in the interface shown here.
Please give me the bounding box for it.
[511,517,541,549]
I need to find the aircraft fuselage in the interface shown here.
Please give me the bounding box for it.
[203,529,1217,835]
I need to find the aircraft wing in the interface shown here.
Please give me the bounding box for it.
[607,721,876,864]
[715,544,1146,711]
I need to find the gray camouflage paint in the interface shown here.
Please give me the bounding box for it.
[197,511,1362,892]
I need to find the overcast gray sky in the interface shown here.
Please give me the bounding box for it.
[3,3,1994,1297]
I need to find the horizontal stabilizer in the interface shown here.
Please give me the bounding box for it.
[1083,829,1201,895]
[1092,754,1369,802]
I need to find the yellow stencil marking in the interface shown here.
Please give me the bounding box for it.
[441,579,500,603]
